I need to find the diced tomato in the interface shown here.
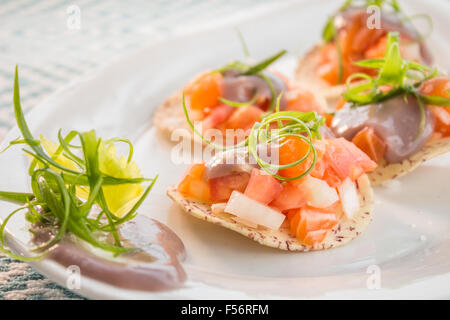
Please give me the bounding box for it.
[223,105,264,131]
[186,72,222,110]
[297,207,337,234]
[352,127,387,162]
[288,207,338,246]
[177,163,210,202]
[286,88,324,114]
[244,169,282,205]
[202,104,234,130]
[270,182,308,212]
[286,209,298,222]
[209,172,250,203]
[324,138,377,181]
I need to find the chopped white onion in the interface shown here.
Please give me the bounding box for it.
[212,202,258,228]
[302,176,339,209]
[224,191,285,230]
[337,177,360,219]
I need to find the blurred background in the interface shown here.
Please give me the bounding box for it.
[0,0,287,300]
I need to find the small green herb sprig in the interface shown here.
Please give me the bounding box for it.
[321,0,430,84]
[342,32,449,106]
[341,32,450,134]
[214,50,287,112]
[0,67,158,261]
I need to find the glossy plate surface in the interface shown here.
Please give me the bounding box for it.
[0,0,449,299]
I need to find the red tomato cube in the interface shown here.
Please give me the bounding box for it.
[244,169,283,205]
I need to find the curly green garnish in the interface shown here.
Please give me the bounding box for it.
[183,91,324,181]
[342,32,449,135]
[322,0,405,43]
[321,0,432,84]
[0,67,158,261]
[343,32,447,105]
[247,110,323,181]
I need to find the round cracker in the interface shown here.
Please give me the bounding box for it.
[167,174,374,251]
[153,92,192,139]
[296,46,450,184]
[369,137,450,186]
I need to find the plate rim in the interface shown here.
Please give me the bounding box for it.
[1,0,449,299]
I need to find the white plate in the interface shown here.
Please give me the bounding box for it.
[0,0,449,299]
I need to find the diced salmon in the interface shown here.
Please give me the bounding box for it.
[322,166,343,188]
[352,127,387,162]
[364,35,388,59]
[302,230,328,247]
[286,209,298,222]
[419,77,450,99]
[316,10,423,85]
[289,211,301,236]
[430,106,450,136]
[186,72,222,110]
[419,77,450,136]
[288,207,338,246]
[278,136,318,179]
[297,208,338,236]
[317,43,339,85]
[177,163,210,202]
